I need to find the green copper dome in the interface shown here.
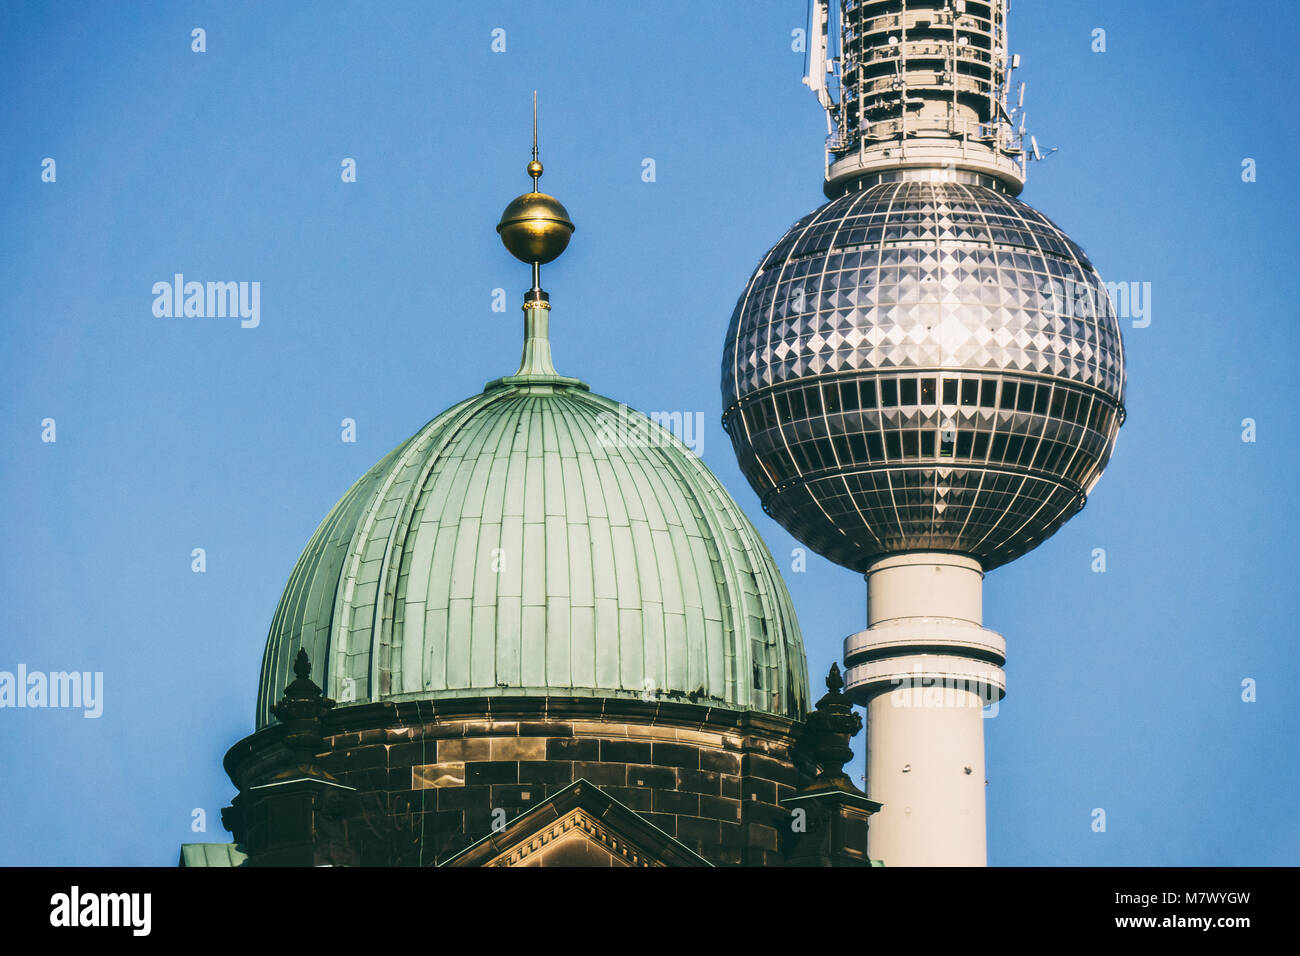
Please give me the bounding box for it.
[256,363,810,729]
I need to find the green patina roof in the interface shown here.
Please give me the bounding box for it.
[179,843,248,867]
[255,309,809,728]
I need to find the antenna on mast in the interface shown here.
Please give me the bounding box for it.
[1028,135,1058,162]
[804,0,834,113]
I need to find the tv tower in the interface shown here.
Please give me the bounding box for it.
[721,0,1126,865]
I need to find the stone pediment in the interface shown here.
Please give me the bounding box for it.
[441,779,711,868]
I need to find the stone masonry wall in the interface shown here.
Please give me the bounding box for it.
[228,696,809,866]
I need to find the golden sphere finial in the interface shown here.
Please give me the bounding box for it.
[496,190,574,265]
[496,92,573,267]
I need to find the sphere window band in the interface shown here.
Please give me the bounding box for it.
[722,370,1122,572]
[728,373,1120,479]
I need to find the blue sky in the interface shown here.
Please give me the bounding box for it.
[1,0,1297,865]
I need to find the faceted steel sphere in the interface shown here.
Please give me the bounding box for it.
[722,174,1127,572]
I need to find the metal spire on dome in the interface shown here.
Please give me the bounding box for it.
[492,92,578,386]
[530,89,540,190]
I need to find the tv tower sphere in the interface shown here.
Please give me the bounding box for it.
[721,0,1127,866]
[721,176,1126,572]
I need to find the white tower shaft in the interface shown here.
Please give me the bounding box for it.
[842,554,1007,866]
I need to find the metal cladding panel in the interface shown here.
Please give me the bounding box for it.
[722,178,1126,572]
[257,383,809,728]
